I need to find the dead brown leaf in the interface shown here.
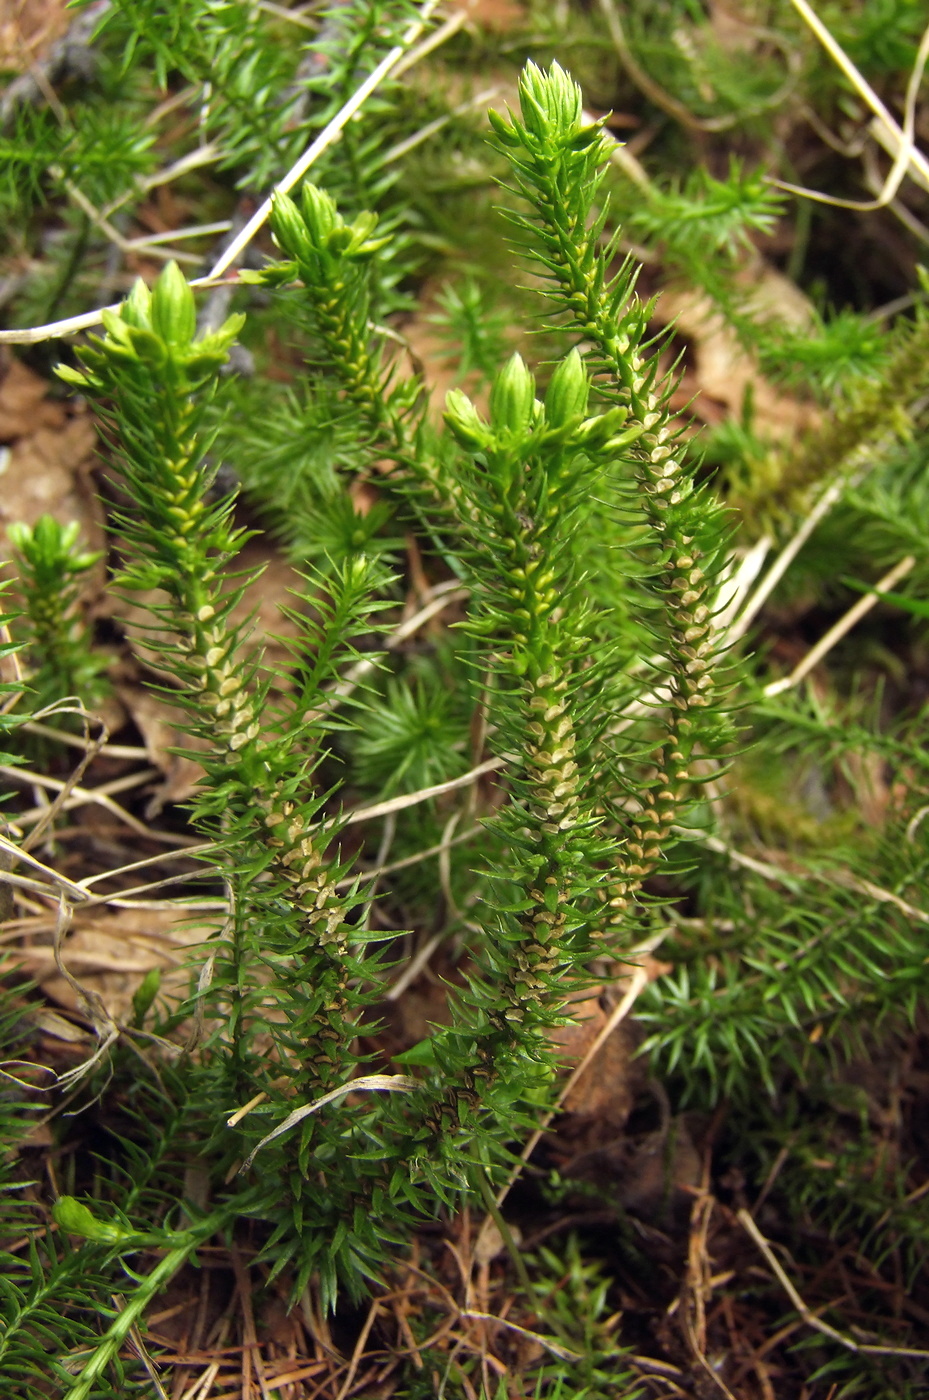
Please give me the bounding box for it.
[0,359,106,588]
[450,0,524,32]
[655,269,820,442]
[0,0,70,71]
[12,904,215,1024]
[0,355,67,440]
[0,418,101,532]
[117,684,209,813]
[550,994,638,1124]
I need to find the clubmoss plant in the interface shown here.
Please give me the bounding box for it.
[256,180,472,525]
[57,269,394,1095]
[4,26,929,1391]
[44,55,737,1307]
[488,62,733,911]
[7,516,105,715]
[51,264,417,1312]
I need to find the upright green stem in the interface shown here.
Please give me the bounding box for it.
[62,1240,194,1400]
[58,263,358,1091]
[263,185,477,524]
[491,62,727,914]
[442,350,633,1084]
[51,1200,230,1400]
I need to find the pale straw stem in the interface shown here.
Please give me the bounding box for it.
[763,553,915,696]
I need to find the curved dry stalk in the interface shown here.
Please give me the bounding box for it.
[0,0,445,347]
[779,0,929,206]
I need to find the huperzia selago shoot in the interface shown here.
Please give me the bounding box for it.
[250,180,477,528]
[54,265,419,1305]
[57,269,367,1099]
[7,515,106,716]
[35,60,732,1321]
[488,61,733,913]
[438,351,645,1086]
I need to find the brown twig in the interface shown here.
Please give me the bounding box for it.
[737,1208,929,1360]
[334,1299,381,1400]
[677,1162,739,1400]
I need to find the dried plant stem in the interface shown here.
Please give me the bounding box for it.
[0,0,443,346]
[764,553,915,695]
[731,470,860,639]
[738,1208,929,1359]
[207,0,443,281]
[786,0,929,196]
